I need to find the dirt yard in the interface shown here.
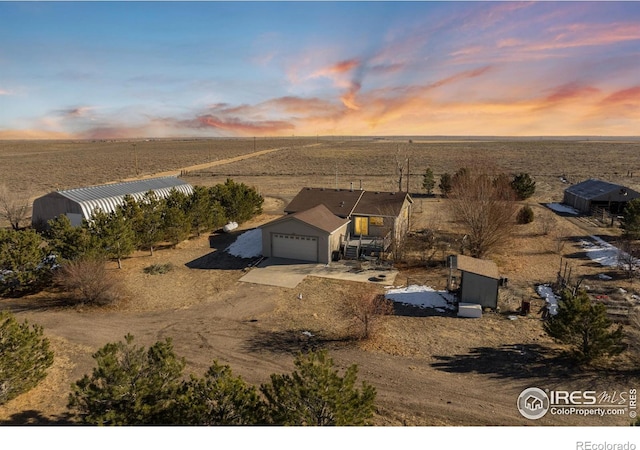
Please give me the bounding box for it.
[1,138,640,426]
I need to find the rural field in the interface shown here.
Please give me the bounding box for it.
[1,137,640,426]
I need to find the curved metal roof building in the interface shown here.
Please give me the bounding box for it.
[32,177,193,227]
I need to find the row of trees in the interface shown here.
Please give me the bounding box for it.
[421,168,536,201]
[0,179,263,296]
[67,335,376,425]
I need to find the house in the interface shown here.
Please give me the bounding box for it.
[261,187,413,262]
[562,179,640,214]
[448,254,501,310]
[31,176,193,227]
[260,204,350,264]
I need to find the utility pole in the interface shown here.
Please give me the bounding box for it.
[132,143,139,176]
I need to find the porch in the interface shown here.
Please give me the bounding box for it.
[340,232,392,260]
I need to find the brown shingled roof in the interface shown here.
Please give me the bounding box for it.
[352,191,412,216]
[284,187,364,218]
[264,204,350,234]
[455,254,500,279]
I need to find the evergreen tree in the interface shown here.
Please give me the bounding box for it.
[45,214,92,261]
[260,350,376,426]
[175,361,265,425]
[0,311,54,405]
[544,290,625,363]
[210,179,263,224]
[511,173,536,200]
[85,209,135,269]
[68,334,185,425]
[162,189,191,247]
[137,191,165,256]
[0,228,52,296]
[439,173,453,197]
[187,186,215,236]
[621,198,640,240]
[422,168,436,195]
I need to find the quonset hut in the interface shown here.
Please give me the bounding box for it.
[562,179,640,214]
[32,177,193,227]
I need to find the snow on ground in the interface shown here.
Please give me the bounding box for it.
[536,284,558,316]
[385,285,456,310]
[579,235,628,268]
[546,203,580,215]
[225,228,262,258]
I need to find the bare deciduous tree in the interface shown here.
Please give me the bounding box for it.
[394,146,409,192]
[0,184,30,230]
[447,169,518,258]
[617,237,640,281]
[344,291,394,340]
[54,257,124,306]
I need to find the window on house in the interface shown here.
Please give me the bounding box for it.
[370,216,384,226]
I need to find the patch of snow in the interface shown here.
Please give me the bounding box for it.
[385,285,456,310]
[536,284,558,316]
[579,235,640,269]
[225,229,262,258]
[598,273,613,280]
[546,203,579,215]
[301,331,314,337]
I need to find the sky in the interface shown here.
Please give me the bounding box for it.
[0,1,639,139]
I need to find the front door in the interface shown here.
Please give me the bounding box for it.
[354,216,368,236]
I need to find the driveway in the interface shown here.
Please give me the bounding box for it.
[240,257,398,288]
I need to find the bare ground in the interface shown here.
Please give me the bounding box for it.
[1,138,640,426]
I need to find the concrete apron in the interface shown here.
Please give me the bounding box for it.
[239,258,399,289]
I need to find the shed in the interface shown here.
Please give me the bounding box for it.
[449,254,501,310]
[260,204,350,263]
[562,179,640,214]
[32,177,193,227]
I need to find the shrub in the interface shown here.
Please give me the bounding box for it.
[54,257,123,306]
[0,311,54,405]
[143,263,174,275]
[516,206,535,224]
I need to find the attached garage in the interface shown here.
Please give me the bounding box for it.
[261,204,350,264]
[272,234,318,262]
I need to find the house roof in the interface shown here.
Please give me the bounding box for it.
[455,254,500,279]
[284,187,364,218]
[564,178,638,200]
[352,191,412,217]
[263,204,350,234]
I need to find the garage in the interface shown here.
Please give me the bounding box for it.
[260,204,350,264]
[272,234,318,262]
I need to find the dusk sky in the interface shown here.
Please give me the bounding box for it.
[1,1,639,139]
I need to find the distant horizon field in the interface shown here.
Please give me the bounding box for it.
[2,137,640,206]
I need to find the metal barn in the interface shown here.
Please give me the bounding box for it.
[31,177,193,227]
[562,179,640,214]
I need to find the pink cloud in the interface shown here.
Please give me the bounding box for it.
[600,86,640,106]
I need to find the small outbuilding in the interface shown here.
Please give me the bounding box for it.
[260,204,350,263]
[448,254,501,310]
[32,176,193,227]
[562,179,640,214]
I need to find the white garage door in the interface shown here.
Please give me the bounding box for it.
[272,234,318,262]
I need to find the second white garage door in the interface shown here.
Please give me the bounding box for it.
[272,234,318,262]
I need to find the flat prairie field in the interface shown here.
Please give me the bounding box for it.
[2,137,640,202]
[1,136,640,427]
